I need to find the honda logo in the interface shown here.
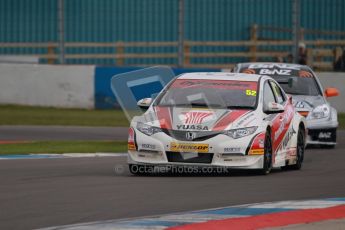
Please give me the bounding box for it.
[186,132,197,141]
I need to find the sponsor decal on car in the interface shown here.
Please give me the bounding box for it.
[319,132,332,139]
[245,89,257,96]
[141,143,156,150]
[247,63,301,70]
[170,142,209,153]
[277,127,296,153]
[171,79,257,91]
[176,124,209,130]
[223,147,241,153]
[234,113,256,127]
[287,147,297,158]
[259,69,292,76]
[181,111,214,124]
[274,106,294,141]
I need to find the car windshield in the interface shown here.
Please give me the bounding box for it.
[155,79,258,109]
[239,65,321,96]
[272,75,321,96]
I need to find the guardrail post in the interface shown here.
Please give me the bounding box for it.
[334,47,342,64]
[183,42,190,67]
[315,40,322,64]
[299,27,305,40]
[47,43,55,64]
[250,24,258,62]
[116,41,125,66]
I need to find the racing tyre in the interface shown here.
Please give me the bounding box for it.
[292,128,305,170]
[258,130,273,175]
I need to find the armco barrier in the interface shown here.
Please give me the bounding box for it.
[0,63,345,112]
[0,63,95,108]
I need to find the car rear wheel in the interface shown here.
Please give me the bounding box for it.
[258,130,273,175]
[292,128,305,170]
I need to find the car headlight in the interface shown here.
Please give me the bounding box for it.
[224,126,258,139]
[136,122,162,136]
[310,104,330,119]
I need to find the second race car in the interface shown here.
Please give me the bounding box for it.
[234,63,339,148]
[128,72,306,175]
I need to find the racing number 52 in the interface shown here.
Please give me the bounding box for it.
[246,89,256,96]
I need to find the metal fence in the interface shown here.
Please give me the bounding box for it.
[0,0,344,68]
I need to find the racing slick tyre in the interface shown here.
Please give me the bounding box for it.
[258,130,273,175]
[282,127,305,170]
[293,127,305,170]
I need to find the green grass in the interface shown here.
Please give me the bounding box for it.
[0,141,127,154]
[0,104,129,126]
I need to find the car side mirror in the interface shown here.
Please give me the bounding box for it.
[265,102,285,114]
[137,98,152,110]
[324,87,339,98]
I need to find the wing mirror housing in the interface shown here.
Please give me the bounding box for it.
[265,102,285,114]
[137,98,152,110]
[324,87,339,98]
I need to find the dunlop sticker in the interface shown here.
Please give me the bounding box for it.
[170,142,209,153]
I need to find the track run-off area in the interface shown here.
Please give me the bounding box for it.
[0,131,345,229]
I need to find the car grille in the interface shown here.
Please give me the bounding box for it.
[308,128,336,142]
[162,129,222,141]
[166,152,213,164]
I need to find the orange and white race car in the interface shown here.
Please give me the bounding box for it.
[128,72,306,175]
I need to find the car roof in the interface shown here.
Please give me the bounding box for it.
[177,72,263,82]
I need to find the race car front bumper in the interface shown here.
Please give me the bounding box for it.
[306,128,337,146]
[306,116,338,146]
[128,130,265,169]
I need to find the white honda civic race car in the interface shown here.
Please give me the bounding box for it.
[234,63,339,148]
[128,72,306,175]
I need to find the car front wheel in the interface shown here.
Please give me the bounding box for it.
[258,130,273,175]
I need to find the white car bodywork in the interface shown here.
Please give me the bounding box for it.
[128,72,306,172]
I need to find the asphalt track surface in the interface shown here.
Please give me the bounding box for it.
[0,132,345,230]
[0,125,128,141]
